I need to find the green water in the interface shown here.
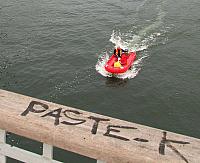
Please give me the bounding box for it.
[0,0,200,162]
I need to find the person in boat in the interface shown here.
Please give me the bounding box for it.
[114,47,127,60]
[114,47,128,66]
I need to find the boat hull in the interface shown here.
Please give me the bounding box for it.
[105,52,136,74]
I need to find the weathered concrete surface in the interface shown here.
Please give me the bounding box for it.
[0,89,200,163]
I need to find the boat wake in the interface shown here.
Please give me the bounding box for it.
[96,4,169,79]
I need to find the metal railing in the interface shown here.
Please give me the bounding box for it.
[0,129,61,163]
[0,129,105,163]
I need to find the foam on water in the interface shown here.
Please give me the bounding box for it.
[96,7,167,79]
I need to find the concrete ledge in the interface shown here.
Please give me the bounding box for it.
[0,89,200,163]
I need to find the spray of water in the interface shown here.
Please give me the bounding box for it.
[96,8,167,79]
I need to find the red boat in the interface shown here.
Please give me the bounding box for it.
[105,52,136,74]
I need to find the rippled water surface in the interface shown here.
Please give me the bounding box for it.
[0,0,200,162]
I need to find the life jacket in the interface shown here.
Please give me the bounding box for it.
[114,60,122,68]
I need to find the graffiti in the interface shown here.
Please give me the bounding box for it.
[21,101,140,141]
[104,125,137,141]
[133,138,149,142]
[159,131,190,163]
[41,108,62,126]
[21,101,49,116]
[21,100,191,161]
[88,116,110,134]
[62,110,86,125]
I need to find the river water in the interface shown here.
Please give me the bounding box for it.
[0,0,200,162]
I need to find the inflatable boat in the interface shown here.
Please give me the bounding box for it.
[105,52,136,74]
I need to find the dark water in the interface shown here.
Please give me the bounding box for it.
[0,0,200,162]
